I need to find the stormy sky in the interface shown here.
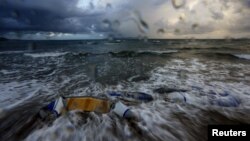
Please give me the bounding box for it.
[0,0,249,39]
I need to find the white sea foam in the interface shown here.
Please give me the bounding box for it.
[139,50,178,54]
[0,80,43,109]
[24,52,68,58]
[11,57,250,141]
[103,58,250,108]
[0,69,19,75]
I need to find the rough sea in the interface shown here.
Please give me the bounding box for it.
[0,39,250,141]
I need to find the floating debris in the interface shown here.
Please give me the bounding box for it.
[171,0,186,9]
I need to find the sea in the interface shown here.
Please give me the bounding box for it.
[0,39,250,141]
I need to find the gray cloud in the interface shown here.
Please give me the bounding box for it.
[0,0,110,33]
[210,11,224,20]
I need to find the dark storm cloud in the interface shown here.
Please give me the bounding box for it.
[0,0,110,33]
[0,0,249,39]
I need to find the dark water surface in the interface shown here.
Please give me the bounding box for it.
[0,39,250,141]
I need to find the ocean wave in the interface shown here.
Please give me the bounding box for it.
[66,50,178,57]
[138,50,178,54]
[211,53,250,60]
[105,58,250,108]
[196,52,250,60]
[0,80,45,108]
[20,50,178,58]
[0,48,250,141]
[24,52,68,58]
[68,52,94,56]
[109,50,177,57]
[1,51,250,141]
[0,70,19,75]
[24,99,250,141]
[0,51,26,54]
[233,54,250,60]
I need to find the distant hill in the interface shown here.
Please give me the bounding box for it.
[0,37,8,41]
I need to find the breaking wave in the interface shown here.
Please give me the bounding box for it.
[233,54,250,60]
[19,50,178,58]
[21,58,250,141]
[0,51,26,55]
[109,50,177,57]
[1,39,250,141]
[24,52,68,58]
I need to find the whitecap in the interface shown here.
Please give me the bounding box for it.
[0,80,43,109]
[138,50,178,54]
[233,54,250,60]
[0,69,19,75]
[0,51,25,54]
[24,52,68,58]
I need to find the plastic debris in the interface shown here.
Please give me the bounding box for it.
[111,101,138,120]
[109,92,153,102]
[39,95,141,120]
[66,97,111,113]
